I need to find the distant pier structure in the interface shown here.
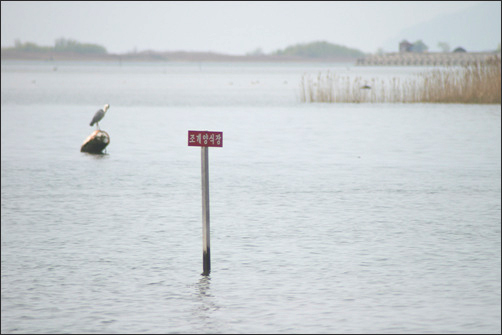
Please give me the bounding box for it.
[356,52,500,66]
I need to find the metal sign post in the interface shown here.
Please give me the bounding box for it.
[188,130,223,276]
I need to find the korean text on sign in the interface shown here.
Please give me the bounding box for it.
[188,131,223,147]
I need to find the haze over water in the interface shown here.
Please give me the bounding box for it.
[2,2,499,54]
[1,60,501,333]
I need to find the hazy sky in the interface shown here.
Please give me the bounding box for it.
[1,1,487,55]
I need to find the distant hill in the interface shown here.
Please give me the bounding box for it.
[1,38,107,54]
[2,39,365,62]
[2,41,365,63]
[272,41,366,59]
[382,2,501,52]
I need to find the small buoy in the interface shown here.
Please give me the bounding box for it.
[81,130,110,154]
[360,85,371,89]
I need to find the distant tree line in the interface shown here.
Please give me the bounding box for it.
[400,40,429,53]
[54,38,107,54]
[273,41,366,58]
[4,38,107,54]
[410,40,428,53]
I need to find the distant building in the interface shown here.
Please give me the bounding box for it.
[399,40,413,52]
[453,47,467,53]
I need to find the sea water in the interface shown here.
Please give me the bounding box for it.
[1,60,500,333]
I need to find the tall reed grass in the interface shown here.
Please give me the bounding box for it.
[300,56,501,104]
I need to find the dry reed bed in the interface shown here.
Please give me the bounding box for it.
[300,56,501,104]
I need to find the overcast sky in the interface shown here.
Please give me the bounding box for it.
[1,1,487,55]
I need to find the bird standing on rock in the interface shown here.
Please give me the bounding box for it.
[90,104,110,130]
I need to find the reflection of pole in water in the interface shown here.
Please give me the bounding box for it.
[198,276,211,297]
[191,276,220,332]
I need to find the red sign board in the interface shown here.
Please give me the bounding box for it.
[188,130,223,147]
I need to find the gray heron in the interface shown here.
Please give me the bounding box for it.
[90,104,110,130]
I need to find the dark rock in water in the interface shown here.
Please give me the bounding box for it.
[81,130,110,154]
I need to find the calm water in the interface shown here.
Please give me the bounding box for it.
[1,61,501,334]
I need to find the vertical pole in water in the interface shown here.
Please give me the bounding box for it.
[201,146,211,276]
[189,130,221,276]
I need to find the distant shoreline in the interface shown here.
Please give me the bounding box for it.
[0,50,358,63]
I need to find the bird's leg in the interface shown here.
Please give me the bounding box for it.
[96,122,100,130]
